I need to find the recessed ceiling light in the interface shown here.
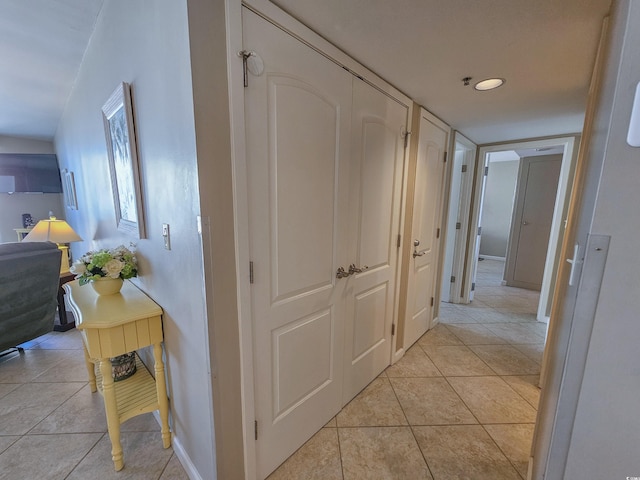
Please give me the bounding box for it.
[474,78,505,91]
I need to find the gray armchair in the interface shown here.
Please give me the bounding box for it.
[0,241,61,354]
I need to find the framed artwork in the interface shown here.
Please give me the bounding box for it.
[62,169,78,210]
[101,82,145,238]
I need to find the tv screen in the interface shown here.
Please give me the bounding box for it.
[0,153,63,193]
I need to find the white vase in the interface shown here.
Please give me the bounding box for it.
[90,277,124,296]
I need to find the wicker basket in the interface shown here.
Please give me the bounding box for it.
[110,352,137,382]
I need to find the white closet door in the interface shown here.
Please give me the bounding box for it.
[342,78,408,402]
[403,111,449,348]
[243,9,352,478]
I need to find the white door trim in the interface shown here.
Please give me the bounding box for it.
[442,131,477,303]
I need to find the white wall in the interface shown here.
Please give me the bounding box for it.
[562,0,640,477]
[479,158,519,258]
[0,135,64,243]
[54,1,215,478]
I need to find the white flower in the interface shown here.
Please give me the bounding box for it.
[70,260,87,276]
[102,259,125,278]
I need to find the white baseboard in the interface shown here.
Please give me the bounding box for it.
[172,435,203,480]
[152,411,203,480]
[479,255,506,262]
[537,314,550,324]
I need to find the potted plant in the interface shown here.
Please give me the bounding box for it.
[70,244,138,295]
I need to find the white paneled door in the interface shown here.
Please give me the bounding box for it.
[343,78,408,403]
[243,8,409,478]
[243,9,352,478]
[403,111,449,348]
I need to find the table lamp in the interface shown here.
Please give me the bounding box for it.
[22,212,83,273]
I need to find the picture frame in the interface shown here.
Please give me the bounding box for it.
[62,169,78,210]
[101,82,146,238]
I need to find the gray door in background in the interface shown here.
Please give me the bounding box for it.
[505,154,562,290]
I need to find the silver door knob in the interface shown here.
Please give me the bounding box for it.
[336,267,350,279]
[348,264,368,275]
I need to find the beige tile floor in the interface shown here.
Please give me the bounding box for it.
[0,327,188,479]
[267,259,545,480]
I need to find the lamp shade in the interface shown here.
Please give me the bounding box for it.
[22,216,83,244]
[22,215,82,274]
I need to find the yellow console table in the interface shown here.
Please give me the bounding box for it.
[64,279,171,471]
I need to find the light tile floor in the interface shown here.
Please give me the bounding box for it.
[0,327,188,479]
[267,259,545,480]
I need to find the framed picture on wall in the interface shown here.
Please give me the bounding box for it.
[101,82,146,238]
[61,169,79,210]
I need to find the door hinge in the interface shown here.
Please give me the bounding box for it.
[391,324,396,336]
[249,261,254,284]
[436,228,440,239]
[255,420,258,440]
[477,226,482,236]
[450,275,456,283]
[443,151,448,163]
[430,297,434,307]
[455,222,461,230]
[403,130,411,149]
[397,234,402,248]
[471,282,476,291]
[461,164,468,173]
[484,166,489,176]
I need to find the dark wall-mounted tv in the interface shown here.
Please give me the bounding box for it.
[0,153,63,193]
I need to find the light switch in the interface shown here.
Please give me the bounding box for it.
[628,81,640,147]
[162,223,171,250]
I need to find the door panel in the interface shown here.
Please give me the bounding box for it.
[243,9,351,478]
[506,155,562,290]
[403,111,448,348]
[274,309,333,418]
[272,80,338,301]
[342,78,407,402]
[352,283,388,360]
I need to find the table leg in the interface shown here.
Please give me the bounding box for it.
[54,276,75,332]
[100,358,124,471]
[83,345,97,393]
[153,343,171,448]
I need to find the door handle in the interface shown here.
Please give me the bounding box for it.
[336,267,350,279]
[413,250,425,258]
[566,243,582,286]
[523,221,529,226]
[348,264,368,275]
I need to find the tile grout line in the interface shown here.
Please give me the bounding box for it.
[385,364,436,480]
[63,432,107,479]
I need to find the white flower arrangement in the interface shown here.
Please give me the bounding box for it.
[70,244,138,285]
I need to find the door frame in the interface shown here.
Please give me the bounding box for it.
[440,131,477,303]
[463,136,578,321]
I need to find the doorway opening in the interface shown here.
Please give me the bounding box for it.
[441,136,578,324]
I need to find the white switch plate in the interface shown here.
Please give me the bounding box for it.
[628,81,640,147]
[162,223,171,250]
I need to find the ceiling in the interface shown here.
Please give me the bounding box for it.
[0,0,104,141]
[1,0,611,144]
